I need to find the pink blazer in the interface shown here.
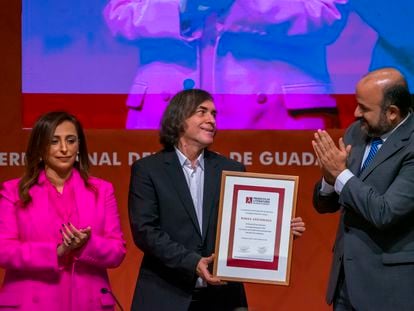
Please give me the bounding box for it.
[0,170,126,311]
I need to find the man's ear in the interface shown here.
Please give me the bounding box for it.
[387,104,400,122]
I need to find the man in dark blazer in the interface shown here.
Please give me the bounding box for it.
[128,89,238,311]
[312,67,414,311]
[129,88,305,310]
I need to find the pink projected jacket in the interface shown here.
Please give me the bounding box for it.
[0,170,126,311]
[104,0,348,129]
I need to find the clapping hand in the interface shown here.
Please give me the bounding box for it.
[57,223,91,257]
[312,130,351,185]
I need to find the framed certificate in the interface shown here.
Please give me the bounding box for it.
[213,171,298,285]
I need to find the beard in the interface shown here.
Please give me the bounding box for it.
[359,112,394,137]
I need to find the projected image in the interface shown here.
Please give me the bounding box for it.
[22,1,414,129]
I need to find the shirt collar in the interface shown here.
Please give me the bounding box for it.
[175,147,205,170]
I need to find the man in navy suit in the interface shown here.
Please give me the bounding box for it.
[312,68,414,311]
[128,88,305,310]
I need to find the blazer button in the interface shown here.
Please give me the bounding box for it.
[183,78,195,90]
[257,93,268,104]
[161,92,171,102]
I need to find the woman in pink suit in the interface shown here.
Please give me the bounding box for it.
[0,111,126,310]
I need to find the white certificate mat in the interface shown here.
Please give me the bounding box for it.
[213,171,298,285]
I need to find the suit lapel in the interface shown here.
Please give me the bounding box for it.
[202,150,220,240]
[163,150,202,237]
[360,114,414,179]
[347,132,367,175]
[72,170,93,228]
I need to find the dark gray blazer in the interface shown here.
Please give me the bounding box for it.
[314,114,414,311]
[129,149,247,311]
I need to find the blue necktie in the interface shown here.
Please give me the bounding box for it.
[360,137,383,173]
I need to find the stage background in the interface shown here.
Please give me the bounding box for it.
[0,3,341,307]
[3,1,409,310]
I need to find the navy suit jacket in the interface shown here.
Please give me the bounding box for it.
[314,114,414,311]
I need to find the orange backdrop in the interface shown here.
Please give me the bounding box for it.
[0,2,345,310]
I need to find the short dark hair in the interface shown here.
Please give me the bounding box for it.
[159,89,213,149]
[382,83,413,117]
[18,111,90,205]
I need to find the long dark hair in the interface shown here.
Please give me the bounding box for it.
[18,111,90,205]
[159,89,213,149]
